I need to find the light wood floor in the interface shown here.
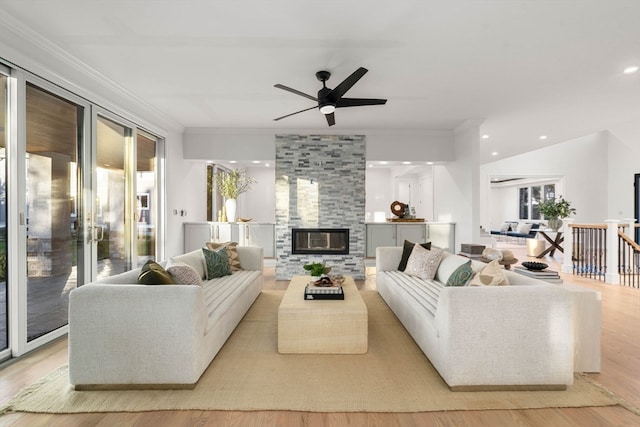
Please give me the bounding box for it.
[1,244,639,427]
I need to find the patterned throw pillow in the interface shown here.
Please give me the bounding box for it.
[397,240,432,271]
[166,258,203,286]
[469,260,510,286]
[205,241,242,271]
[404,245,444,280]
[137,260,175,285]
[201,247,232,279]
[445,260,474,287]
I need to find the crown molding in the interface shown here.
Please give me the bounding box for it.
[0,10,183,134]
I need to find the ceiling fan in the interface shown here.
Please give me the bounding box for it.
[273,67,387,126]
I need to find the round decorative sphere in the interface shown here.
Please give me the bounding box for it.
[500,250,515,261]
[482,248,504,261]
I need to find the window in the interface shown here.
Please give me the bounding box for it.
[519,184,555,220]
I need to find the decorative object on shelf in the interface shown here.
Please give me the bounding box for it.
[539,196,576,231]
[303,262,331,280]
[390,201,407,218]
[237,217,252,222]
[482,248,504,261]
[522,261,549,271]
[214,168,257,222]
[500,249,515,261]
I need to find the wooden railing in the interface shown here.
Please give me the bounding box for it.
[618,227,640,288]
[570,224,607,281]
[564,220,639,287]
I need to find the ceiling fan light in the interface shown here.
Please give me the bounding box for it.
[320,104,335,115]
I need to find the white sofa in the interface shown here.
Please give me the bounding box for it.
[68,246,263,390]
[376,246,575,391]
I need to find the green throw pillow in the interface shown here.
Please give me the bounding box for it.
[137,260,175,285]
[202,247,232,279]
[398,240,432,271]
[445,260,474,287]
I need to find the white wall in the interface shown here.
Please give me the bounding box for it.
[480,132,609,228]
[238,166,276,223]
[607,123,640,220]
[365,168,393,220]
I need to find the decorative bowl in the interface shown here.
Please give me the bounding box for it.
[237,217,252,222]
[522,261,549,271]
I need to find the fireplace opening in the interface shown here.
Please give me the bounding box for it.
[291,228,349,255]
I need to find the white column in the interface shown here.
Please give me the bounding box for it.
[604,219,620,284]
[561,218,574,274]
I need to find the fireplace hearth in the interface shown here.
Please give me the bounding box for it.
[291,228,349,255]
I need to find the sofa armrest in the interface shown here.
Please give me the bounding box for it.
[68,283,207,385]
[375,246,403,272]
[434,285,574,386]
[237,246,264,271]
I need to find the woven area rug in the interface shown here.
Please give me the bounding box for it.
[1,291,623,414]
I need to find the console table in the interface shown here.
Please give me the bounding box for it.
[536,231,564,258]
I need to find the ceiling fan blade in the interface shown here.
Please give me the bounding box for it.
[327,67,368,102]
[336,97,387,108]
[273,106,317,121]
[325,112,335,127]
[274,84,318,101]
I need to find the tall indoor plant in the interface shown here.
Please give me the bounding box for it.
[539,196,576,231]
[214,168,256,222]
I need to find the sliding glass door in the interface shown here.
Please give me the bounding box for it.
[25,82,87,342]
[0,71,7,354]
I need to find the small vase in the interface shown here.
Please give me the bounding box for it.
[225,198,237,223]
[547,217,563,232]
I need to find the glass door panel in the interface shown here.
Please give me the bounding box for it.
[25,83,83,342]
[0,74,7,351]
[135,130,157,267]
[95,116,130,278]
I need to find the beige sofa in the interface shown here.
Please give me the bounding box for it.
[376,246,575,391]
[68,246,263,390]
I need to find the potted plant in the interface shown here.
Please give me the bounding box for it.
[214,168,256,222]
[303,262,331,279]
[539,196,576,231]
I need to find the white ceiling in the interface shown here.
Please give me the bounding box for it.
[1,0,639,164]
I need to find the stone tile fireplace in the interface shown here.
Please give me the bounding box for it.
[275,134,366,279]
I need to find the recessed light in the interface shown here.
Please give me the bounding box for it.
[623,65,639,74]
[252,160,261,164]
[402,161,411,165]
[265,163,270,167]
[491,152,498,156]
[539,135,548,140]
[368,164,373,168]
[379,161,388,165]
[481,134,489,139]
[426,161,434,165]
[229,160,237,164]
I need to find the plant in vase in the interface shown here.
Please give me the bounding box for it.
[303,262,331,280]
[214,168,257,222]
[539,196,576,231]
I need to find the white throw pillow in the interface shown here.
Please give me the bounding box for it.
[516,223,532,234]
[166,258,203,286]
[469,260,510,286]
[404,244,444,280]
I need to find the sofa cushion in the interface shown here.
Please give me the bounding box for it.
[445,260,474,287]
[435,252,472,284]
[515,223,532,235]
[398,240,432,271]
[404,245,443,280]
[137,260,175,285]
[202,247,232,279]
[206,241,242,271]
[174,249,207,279]
[166,258,203,286]
[469,260,510,286]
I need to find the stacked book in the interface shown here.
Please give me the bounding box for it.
[513,266,563,284]
[459,244,486,259]
[304,284,344,300]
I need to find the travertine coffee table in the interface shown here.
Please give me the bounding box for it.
[277,275,368,354]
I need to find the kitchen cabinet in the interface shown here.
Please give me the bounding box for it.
[365,222,454,257]
[239,223,275,257]
[183,222,240,253]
